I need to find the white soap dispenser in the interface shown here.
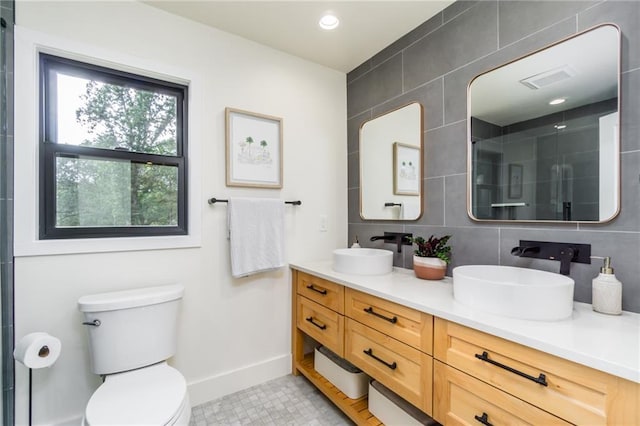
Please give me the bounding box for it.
[592,256,622,315]
[351,236,361,248]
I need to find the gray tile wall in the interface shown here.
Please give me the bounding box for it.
[347,1,640,313]
[0,0,14,423]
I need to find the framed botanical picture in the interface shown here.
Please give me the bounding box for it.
[225,107,283,188]
[508,163,523,199]
[393,142,420,196]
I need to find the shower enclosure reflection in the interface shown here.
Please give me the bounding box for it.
[471,100,618,221]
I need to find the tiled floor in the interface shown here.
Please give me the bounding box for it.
[190,375,354,426]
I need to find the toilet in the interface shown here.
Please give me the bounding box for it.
[78,284,190,425]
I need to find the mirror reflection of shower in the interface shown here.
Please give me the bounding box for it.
[470,101,616,221]
[550,163,573,220]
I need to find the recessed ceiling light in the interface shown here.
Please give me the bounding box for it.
[549,98,566,105]
[319,14,339,30]
[554,124,567,130]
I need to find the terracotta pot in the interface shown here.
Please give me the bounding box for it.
[413,256,447,280]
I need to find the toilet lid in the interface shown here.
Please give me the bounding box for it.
[85,362,187,426]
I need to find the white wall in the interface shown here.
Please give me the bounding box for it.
[14,2,347,424]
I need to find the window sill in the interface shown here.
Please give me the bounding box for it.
[14,233,201,257]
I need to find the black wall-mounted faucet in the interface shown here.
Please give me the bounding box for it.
[370,232,412,253]
[511,240,591,275]
[510,245,540,257]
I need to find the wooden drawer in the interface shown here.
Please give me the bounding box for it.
[345,318,432,414]
[297,271,344,314]
[345,288,433,354]
[434,361,571,426]
[434,318,639,425]
[297,295,344,356]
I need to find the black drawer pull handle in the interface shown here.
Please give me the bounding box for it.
[364,307,398,323]
[475,351,548,386]
[363,348,397,370]
[305,317,327,330]
[306,284,327,295]
[474,413,493,426]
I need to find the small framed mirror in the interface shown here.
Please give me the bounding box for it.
[468,24,620,223]
[360,102,424,220]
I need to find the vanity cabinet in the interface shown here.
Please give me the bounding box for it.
[434,361,571,425]
[292,268,639,426]
[345,318,432,412]
[292,270,380,425]
[296,271,344,314]
[296,295,344,356]
[294,271,345,357]
[292,271,434,425]
[345,288,432,354]
[344,288,433,414]
[434,318,639,425]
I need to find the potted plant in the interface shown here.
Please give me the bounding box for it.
[409,235,452,280]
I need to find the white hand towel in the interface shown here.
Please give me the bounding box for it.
[228,197,286,278]
[402,202,420,220]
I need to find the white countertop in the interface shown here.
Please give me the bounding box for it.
[290,260,640,384]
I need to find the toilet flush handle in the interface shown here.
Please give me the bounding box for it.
[82,319,101,327]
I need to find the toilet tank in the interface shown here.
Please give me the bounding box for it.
[78,284,184,375]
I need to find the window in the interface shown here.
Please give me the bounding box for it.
[39,53,188,239]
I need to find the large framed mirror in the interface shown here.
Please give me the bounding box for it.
[468,24,620,223]
[360,102,424,220]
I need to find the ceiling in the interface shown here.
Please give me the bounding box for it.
[143,1,455,73]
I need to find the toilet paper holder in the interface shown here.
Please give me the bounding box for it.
[14,332,61,369]
[14,332,62,426]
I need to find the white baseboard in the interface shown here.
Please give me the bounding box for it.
[187,353,293,407]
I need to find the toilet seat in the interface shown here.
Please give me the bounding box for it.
[84,362,189,426]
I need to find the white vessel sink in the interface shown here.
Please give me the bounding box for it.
[452,265,575,321]
[332,248,394,276]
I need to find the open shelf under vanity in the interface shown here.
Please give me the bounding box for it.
[295,353,382,425]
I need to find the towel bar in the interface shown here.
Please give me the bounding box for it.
[208,198,302,206]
